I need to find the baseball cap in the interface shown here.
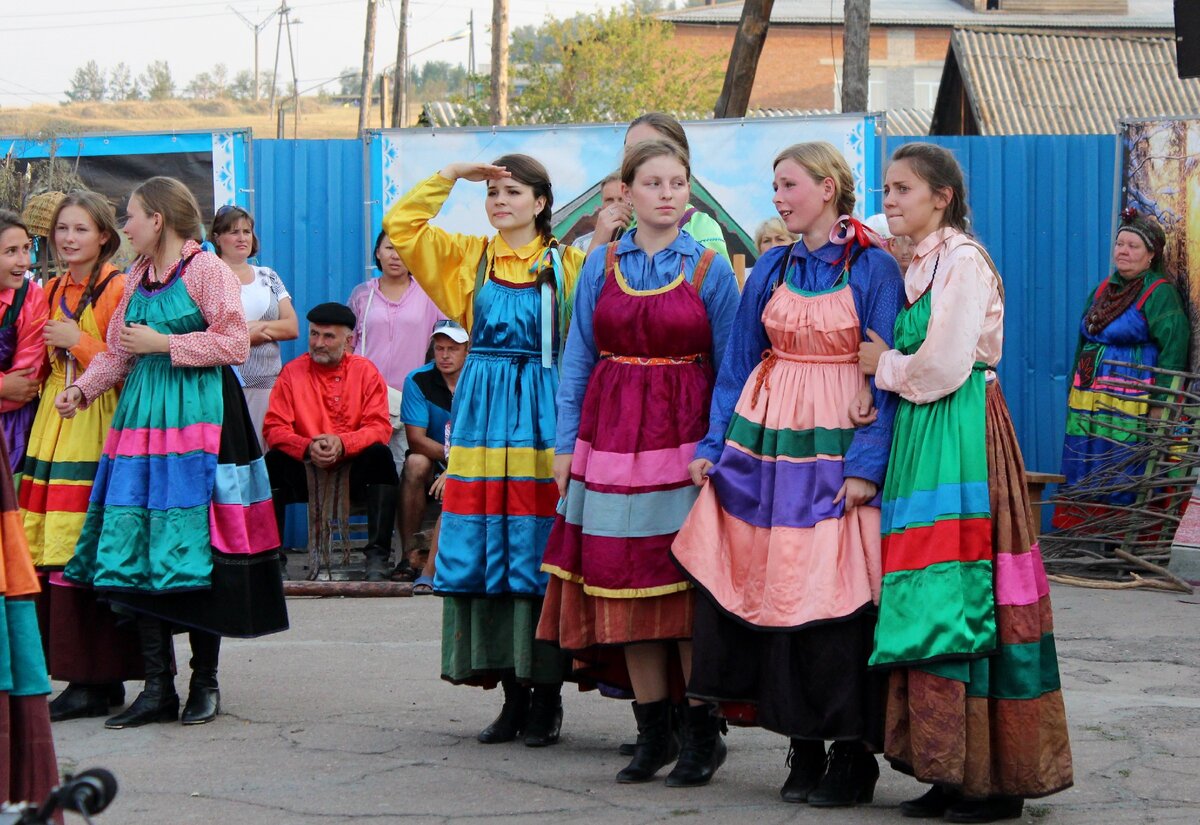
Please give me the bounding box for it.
[431,319,469,344]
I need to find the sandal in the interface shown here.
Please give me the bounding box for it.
[412,574,434,594]
[389,563,419,583]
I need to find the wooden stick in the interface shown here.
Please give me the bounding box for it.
[1112,548,1195,593]
[1046,573,1186,592]
[283,580,414,598]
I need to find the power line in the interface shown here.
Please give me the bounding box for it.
[3,0,359,31]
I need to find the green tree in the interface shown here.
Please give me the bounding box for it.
[108,62,140,100]
[140,60,175,100]
[66,60,107,102]
[484,6,721,125]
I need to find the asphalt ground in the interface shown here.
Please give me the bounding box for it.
[47,584,1200,824]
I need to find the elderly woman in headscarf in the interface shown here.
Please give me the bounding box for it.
[1054,208,1190,528]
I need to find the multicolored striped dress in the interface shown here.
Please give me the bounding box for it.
[63,245,288,639]
[872,228,1073,799]
[672,238,901,739]
[21,266,143,684]
[0,433,57,805]
[536,233,737,689]
[1053,270,1188,529]
[383,173,584,687]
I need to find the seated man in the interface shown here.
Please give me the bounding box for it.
[263,302,398,582]
[399,319,468,588]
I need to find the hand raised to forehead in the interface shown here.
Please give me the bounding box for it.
[446,163,512,183]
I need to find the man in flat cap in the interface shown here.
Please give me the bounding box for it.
[263,302,399,581]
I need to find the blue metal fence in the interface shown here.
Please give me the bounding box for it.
[886,135,1121,474]
[250,135,1122,478]
[252,139,368,365]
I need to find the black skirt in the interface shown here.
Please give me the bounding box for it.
[110,367,289,639]
[688,592,886,747]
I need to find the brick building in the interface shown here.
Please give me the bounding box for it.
[659,0,1173,112]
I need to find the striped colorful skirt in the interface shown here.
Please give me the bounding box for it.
[0,435,57,805]
[876,381,1073,798]
[435,349,566,686]
[64,361,287,638]
[536,350,711,691]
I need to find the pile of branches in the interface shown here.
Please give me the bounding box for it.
[1039,361,1198,593]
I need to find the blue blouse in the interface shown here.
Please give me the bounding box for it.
[556,229,740,453]
[696,239,904,485]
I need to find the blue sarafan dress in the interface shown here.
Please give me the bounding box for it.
[383,173,585,687]
[1053,269,1189,529]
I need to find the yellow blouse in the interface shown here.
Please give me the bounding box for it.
[382,172,585,332]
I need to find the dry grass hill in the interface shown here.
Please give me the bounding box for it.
[0,98,367,140]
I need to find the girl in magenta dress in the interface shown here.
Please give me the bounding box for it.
[537,139,738,787]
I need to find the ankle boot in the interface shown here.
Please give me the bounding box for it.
[364,484,399,581]
[182,631,221,725]
[106,617,179,729]
[807,741,879,807]
[664,703,727,787]
[49,683,110,722]
[524,683,563,747]
[900,784,958,818]
[943,796,1023,823]
[780,738,827,803]
[616,699,680,783]
[477,678,530,743]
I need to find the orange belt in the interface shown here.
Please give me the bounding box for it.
[600,351,705,366]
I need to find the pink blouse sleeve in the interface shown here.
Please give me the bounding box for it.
[172,253,250,367]
[73,273,139,403]
[875,246,996,405]
[0,282,49,412]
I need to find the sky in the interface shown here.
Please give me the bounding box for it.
[0,0,629,109]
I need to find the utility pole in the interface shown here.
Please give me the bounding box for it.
[489,0,508,126]
[390,0,409,128]
[229,6,277,101]
[358,0,379,136]
[269,2,288,113]
[468,9,476,99]
[841,0,871,113]
[713,0,775,118]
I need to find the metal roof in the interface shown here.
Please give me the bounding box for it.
[940,29,1200,135]
[418,102,930,133]
[659,0,1172,30]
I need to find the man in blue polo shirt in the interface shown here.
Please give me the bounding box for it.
[398,319,467,584]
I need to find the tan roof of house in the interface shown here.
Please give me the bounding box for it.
[942,28,1200,134]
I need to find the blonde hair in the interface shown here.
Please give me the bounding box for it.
[130,176,204,256]
[773,141,856,218]
[621,139,691,186]
[754,217,797,248]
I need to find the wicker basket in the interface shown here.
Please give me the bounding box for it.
[22,191,66,237]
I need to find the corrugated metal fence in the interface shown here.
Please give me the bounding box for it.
[252,135,1122,475]
[253,139,367,366]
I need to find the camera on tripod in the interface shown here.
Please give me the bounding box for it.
[0,768,117,824]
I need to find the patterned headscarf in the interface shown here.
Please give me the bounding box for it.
[1115,207,1166,270]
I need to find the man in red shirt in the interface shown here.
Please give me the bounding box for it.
[263,302,398,581]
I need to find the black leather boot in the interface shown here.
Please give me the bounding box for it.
[182,631,221,725]
[807,741,879,808]
[780,738,827,803]
[900,784,958,818]
[105,617,179,729]
[477,678,530,743]
[523,683,563,747]
[944,796,1023,823]
[364,483,399,582]
[49,683,111,722]
[664,703,727,787]
[616,699,680,783]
